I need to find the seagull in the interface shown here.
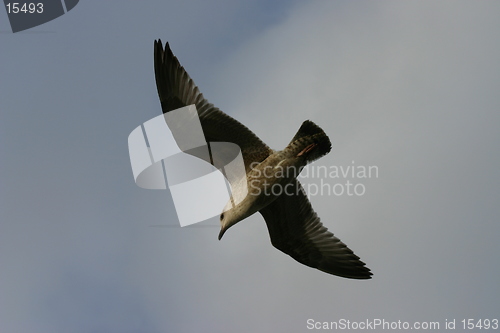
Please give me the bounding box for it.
[154,40,372,279]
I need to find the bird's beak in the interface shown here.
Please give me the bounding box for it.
[218,226,228,240]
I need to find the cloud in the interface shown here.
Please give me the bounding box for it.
[149,0,500,329]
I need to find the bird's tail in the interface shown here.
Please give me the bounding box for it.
[284,120,332,164]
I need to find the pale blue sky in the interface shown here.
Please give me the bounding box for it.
[1,1,499,332]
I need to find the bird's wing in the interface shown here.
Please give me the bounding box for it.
[259,179,372,279]
[154,40,272,172]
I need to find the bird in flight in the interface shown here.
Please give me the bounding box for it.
[154,40,372,279]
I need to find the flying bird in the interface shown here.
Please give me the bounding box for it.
[154,40,372,279]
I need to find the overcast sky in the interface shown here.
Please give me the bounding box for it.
[1,1,499,332]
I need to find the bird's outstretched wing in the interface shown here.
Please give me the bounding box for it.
[154,40,272,171]
[260,180,372,279]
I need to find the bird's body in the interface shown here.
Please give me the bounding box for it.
[219,120,331,238]
[154,40,372,279]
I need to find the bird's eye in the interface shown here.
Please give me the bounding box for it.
[220,213,224,220]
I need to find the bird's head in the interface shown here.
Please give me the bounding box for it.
[218,208,242,240]
[218,188,261,240]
